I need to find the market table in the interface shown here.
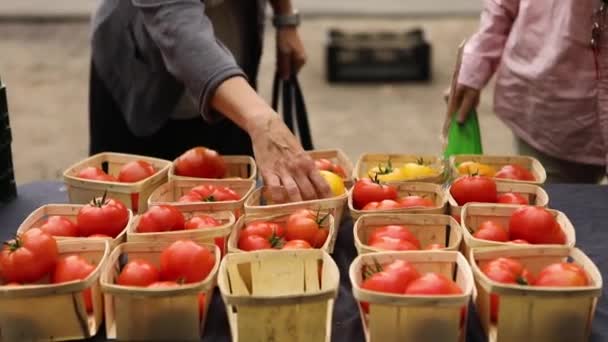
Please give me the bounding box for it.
[1,181,607,342]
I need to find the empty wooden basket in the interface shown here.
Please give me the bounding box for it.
[470,246,602,342]
[0,239,110,342]
[147,178,255,218]
[460,203,575,257]
[354,153,445,184]
[449,154,546,185]
[350,251,474,342]
[244,187,348,228]
[218,249,340,342]
[447,182,549,222]
[353,213,463,254]
[16,204,132,249]
[169,155,257,181]
[63,152,172,213]
[227,212,337,253]
[348,182,447,220]
[308,148,355,188]
[100,241,220,341]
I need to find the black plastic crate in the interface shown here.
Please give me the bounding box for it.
[326,28,431,83]
[0,85,7,116]
[1,141,13,174]
[0,167,16,205]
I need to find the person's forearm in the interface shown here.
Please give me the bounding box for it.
[210,77,274,137]
[270,0,294,15]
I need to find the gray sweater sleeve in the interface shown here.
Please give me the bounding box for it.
[132,0,245,121]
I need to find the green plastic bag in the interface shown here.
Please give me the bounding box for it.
[443,110,483,159]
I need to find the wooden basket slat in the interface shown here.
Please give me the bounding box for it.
[169,155,257,181]
[218,249,339,342]
[100,241,220,341]
[449,154,546,185]
[245,187,348,228]
[353,213,463,254]
[349,182,447,221]
[461,203,576,257]
[448,181,549,222]
[470,246,602,342]
[354,153,445,184]
[63,152,172,213]
[16,204,132,249]
[350,251,474,342]
[0,240,109,341]
[228,212,337,253]
[308,149,355,188]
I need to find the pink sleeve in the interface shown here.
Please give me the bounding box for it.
[458,0,520,90]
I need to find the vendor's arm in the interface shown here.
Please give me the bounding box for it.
[133,0,330,202]
[270,0,307,79]
[454,0,520,122]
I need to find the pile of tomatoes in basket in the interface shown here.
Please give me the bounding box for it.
[352,178,434,211]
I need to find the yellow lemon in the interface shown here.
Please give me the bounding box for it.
[320,170,346,196]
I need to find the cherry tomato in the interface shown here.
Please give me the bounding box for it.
[497,192,529,205]
[352,178,398,210]
[535,262,589,287]
[160,240,215,283]
[397,196,434,208]
[509,206,564,244]
[77,196,129,238]
[238,235,273,251]
[368,236,419,251]
[315,158,347,178]
[404,273,462,295]
[52,255,96,312]
[367,225,421,249]
[174,147,227,178]
[0,228,59,283]
[39,216,79,237]
[118,160,156,183]
[137,205,185,233]
[282,240,312,249]
[76,167,117,182]
[185,215,224,256]
[495,164,535,181]
[450,175,497,205]
[117,259,160,286]
[473,220,509,242]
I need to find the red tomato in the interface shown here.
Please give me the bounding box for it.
[352,178,398,210]
[369,236,419,251]
[425,243,444,250]
[315,159,347,178]
[383,260,420,288]
[77,197,129,238]
[450,175,497,205]
[178,193,202,202]
[160,240,215,283]
[185,215,224,256]
[362,271,406,294]
[397,196,434,208]
[0,228,59,283]
[535,262,589,287]
[39,216,79,237]
[285,210,329,246]
[118,160,156,183]
[473,220,509,242]
[497,192,529,205]
[510,239,529,244]
[404,273,462,295]
[137,205,185,233]
[282,240,312,249]
[481,258,534,322]
[117,259,160,287]
[238,235,273,251]
[495,164,535,181]
[311,228,330,248]
[76,167,117,182]
[174,147,227,179]
[241,221,285,240]
[509,206,564,244]
[52,255,96,312]
[210,186,240,201]
[368,225,421,249]
[362,199,401,211]
[189,185,215,199]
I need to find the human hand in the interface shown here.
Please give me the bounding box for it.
[249,112,331,203]
[276,27,307,80]
[450,84,481,123]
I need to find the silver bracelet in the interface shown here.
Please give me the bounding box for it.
[272,10,300,28]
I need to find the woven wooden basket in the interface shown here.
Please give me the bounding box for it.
[354,153,445,184]
[449,154,546,185]
[308,148,355,188]
[169,155,257,181]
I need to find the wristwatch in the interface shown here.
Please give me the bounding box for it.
[272,10,301,28]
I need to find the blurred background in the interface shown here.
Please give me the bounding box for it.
[0,0,515,184]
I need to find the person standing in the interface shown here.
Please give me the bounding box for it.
[89,0,330,202]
